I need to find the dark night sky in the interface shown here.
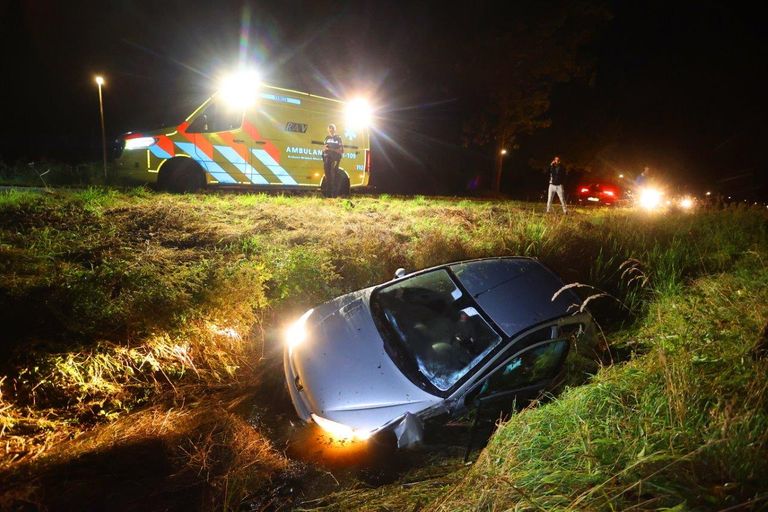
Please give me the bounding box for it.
[1,1,766,198]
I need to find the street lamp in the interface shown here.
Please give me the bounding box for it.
[493,148,508,192]
[95,75,107,180]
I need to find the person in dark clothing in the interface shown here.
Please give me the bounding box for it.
[546,156,568,213]
[322,123,344,197]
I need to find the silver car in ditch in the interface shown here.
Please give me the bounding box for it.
[283,257,591,447]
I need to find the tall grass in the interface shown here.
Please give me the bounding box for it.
[432,255,768,511]
[0,191,766,509]
[0,161,105,187]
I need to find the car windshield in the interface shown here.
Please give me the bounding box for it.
[372,269,503,392]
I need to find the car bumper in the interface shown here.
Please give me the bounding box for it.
[283,347,312,422]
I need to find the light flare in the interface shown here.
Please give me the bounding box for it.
[285,309,314,354]
[639,187,663,210]
[345,98,373,128]
[219,68,261,110]
[311,414,372,442]
[124,136,156,150]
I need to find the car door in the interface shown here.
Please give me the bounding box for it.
[463,338,571,414]
[185,99,247,185]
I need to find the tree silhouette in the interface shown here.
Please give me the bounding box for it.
[457,1,611,192]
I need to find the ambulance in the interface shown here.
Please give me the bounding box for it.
[114,79,371,196]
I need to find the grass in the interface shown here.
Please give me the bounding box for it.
[0,161,105,188]
[0,189,766,509]
[428,256,768,511]
[0,390,293,510]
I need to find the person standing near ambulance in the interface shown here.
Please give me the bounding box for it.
[546,156,568,213]
[322,123,344,197]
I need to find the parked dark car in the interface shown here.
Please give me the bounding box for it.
[283,257,591,448]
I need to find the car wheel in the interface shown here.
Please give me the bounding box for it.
[157,158,206,193]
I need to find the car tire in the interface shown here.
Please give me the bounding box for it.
[157,158,206,193]
[320,175,332,197]
[319,168,350,197]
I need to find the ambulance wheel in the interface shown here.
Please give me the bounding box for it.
[158,158,206,193]
[320,176,332,197]
[336,169,351,197]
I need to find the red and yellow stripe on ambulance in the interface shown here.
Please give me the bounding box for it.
[116,82,372,194]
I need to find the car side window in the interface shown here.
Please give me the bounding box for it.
[477,340,569,399]
[187,99,243,133]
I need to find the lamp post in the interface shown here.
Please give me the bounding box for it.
[494,148,508,193]
[95,75,107,180]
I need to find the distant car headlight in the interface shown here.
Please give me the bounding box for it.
[311,413,372,441]
[639,187,663,210]
[679,197,694,209]
[285,308,314,354]
[124,136,157,150]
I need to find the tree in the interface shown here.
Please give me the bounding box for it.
[458,2,612,192]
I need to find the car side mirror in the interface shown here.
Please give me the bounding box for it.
[394,268,407,279]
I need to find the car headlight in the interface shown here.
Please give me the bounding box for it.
[285,308,314,354]
[124,136,157,150]
[311,413,372,441]
[639,187,662,210]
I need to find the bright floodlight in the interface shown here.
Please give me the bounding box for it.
[345,98,373,128]
[95,76,105,86]
[680,197,694,209]
[639,187,662,210]
[219,69,260,109]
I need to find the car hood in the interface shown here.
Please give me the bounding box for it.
[288,289,441,434]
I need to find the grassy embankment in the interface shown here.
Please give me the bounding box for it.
[326,256,768,512]
[0,188,766,510]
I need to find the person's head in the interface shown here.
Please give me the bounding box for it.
[553,156,561,165]
[328,124,336,135]
[643,166,650,175]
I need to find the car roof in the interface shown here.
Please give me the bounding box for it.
[376,257,581,339]
[448,258,581,338]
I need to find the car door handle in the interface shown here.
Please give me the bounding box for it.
[233,139,245,143]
